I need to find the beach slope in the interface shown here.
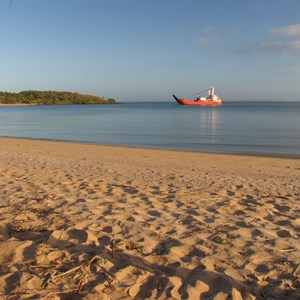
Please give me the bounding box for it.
[0,138,299,299]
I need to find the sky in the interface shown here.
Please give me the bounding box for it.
[0,0,300,102]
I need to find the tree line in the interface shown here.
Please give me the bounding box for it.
[0,90,116,105]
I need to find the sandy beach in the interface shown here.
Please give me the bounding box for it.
[0,137,299,299]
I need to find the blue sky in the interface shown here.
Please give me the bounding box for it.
[0,0,300,101]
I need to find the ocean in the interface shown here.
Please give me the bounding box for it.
[0,101,299,157]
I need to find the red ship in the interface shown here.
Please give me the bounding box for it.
[173,86,222,106]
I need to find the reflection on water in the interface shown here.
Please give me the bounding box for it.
[175,107,221,145]
[198,108,220,138]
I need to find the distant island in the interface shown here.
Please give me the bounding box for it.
[0,91,116,105]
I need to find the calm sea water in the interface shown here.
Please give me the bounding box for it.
[0,101,299,157]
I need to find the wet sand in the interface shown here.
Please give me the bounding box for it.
[0,137,299,299]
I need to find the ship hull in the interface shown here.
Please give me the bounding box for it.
[172,95,222,106]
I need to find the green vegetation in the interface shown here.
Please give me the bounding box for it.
[0,91,116,105]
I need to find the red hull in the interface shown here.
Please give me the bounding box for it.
[173,95,222,106]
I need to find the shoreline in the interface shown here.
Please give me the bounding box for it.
[1,136,300,160]
[0,103,118,106]
[0,103,37,106]
[0,137,299,299]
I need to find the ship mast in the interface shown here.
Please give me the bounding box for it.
[208,86,215,97]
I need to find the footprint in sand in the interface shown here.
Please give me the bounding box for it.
[251,229,262,238]
[276,229,292,238]
[147,210,161,217]
[47,228,91,248]
[0,240,35,264]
